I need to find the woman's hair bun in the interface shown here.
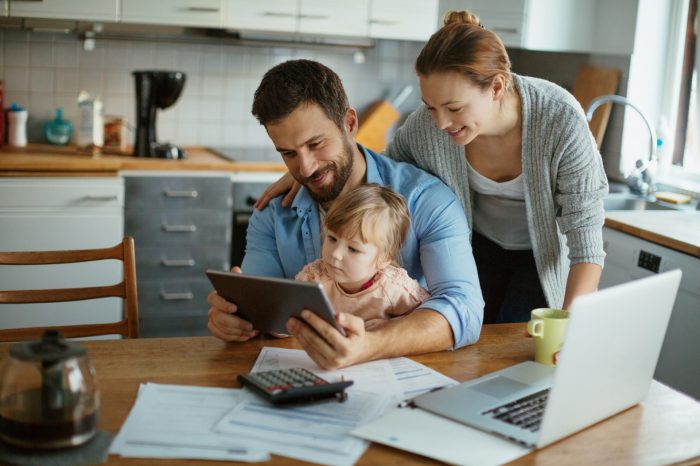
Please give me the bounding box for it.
[443,10,481,28]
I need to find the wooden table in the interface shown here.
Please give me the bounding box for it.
[2,324,699,465]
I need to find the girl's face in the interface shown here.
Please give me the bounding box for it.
[419,71,499,146]
[321,229,390,293]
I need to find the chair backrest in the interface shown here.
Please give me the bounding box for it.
[0,237,139,341]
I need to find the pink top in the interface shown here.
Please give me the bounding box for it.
[295,259,430,329]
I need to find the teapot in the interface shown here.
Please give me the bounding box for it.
[0,330,99,449]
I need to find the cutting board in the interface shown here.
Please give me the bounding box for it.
[357,100,400,152]
[572,65,621,148]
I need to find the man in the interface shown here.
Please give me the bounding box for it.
[208,60,483,369]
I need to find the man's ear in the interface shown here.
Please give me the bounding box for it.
[345,108,359,136]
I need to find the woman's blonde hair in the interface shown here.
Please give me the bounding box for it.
[323,183,410,263]
[415,10,513,91]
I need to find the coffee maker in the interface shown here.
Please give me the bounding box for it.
[133,70,186,158]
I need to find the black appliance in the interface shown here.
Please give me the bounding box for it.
[132,70,186,158]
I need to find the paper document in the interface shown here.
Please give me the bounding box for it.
[352,407,532,466]
[110,383,269,462]
[388,357,458,399]
[216,388,390,466]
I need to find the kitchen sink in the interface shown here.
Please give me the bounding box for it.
[603,196,677,211]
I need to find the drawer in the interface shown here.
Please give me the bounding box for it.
[137,278,213,319]
[125,176,231,210]
[0,177,124,209]
[140,315,211,338]
[125,210,231,246]
[135,246,230,282]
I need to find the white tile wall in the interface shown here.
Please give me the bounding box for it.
[0,29,418,148]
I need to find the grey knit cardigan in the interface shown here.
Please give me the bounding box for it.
[385,74,608,308]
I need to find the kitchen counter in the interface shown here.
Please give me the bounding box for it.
[605,211,700,258]
[0,145,287,175]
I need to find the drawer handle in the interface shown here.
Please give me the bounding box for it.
[184,7,220,12]
[162,224,197,232]
[83,195,119,201]
[161,258,196,267]
[492,27,519,34]
[262,11,296,18]
[369,19,397,25]
[299,14,329,20]
[164,190,198,198]
[160,291,194,300]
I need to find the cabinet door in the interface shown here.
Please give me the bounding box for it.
[9,0,118,21]
[1,1,7,17]
[224,0,297,33]
[121,0,223,27]
[369,0,438,41]
[298,0,369,37]
[439,0,526,48]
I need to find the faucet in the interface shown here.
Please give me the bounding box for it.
[585,94,658,196]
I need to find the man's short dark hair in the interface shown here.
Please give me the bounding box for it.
[251,59,350,129]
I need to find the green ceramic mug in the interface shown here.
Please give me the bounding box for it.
[527,308,569,366]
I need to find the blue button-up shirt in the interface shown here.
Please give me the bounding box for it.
[242,146,484,347]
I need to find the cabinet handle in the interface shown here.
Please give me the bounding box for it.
[83,195,119,201]
[492,27,520,34]
[162,224,197,232]
[369,19,398,25]
[262,11,296,18]
[299,14,330,20]
[185,7,220,12]
[164,190,198,198]
[161,258,196,267]
[160,290,194,300]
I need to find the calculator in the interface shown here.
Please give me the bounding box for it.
[238,368,354,405]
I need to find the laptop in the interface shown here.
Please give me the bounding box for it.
[414,269,682,449]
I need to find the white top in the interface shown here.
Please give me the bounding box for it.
[467,159,532,250]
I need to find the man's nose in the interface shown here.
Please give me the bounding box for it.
[297,150,319,178]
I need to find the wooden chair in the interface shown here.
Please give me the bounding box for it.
[0,237,139,341]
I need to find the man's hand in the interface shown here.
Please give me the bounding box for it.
[286,310,372,370]
[207,266,259,342]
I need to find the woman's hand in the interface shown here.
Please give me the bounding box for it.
[254,172,301,210]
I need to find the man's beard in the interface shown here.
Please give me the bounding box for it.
[301,138,354,204]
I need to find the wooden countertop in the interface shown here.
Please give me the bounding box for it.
[0,145,287,175]
[605,211,700,258]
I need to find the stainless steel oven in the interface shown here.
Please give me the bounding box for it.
[231,177,281,268]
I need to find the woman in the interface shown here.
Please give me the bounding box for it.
[257,10,608,323]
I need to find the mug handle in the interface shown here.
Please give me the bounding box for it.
[527,319,544,338]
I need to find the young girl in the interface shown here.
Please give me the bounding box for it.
[296,183,429,329]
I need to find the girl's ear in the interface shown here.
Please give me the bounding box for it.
[375,254,392,271]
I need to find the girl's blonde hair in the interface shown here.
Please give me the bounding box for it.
[415,10,513,91]
[323,183,410,263]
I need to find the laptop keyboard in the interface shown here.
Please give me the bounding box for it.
[482,388,550,432]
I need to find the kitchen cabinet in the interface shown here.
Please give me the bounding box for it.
[438,0,636,54]
[0,177,124,332]
[224,0,369,38]
[8,0,119,22]
[123,173,232,337]
[600,226,700,400]
[369,0,438,41]
[121,0,224,28]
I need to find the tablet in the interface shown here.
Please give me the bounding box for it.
[206,270,345,336]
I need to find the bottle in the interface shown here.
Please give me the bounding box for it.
[7,103,28,148]
[77,92,104,154]
[44,107,73,145]
[656,116,673,178]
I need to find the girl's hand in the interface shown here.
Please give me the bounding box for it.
[254,172,301,210]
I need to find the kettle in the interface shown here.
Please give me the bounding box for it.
[0,330,100,449]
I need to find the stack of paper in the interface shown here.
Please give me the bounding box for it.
[111,347,459,466]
